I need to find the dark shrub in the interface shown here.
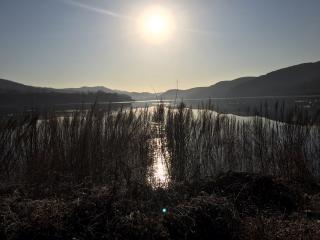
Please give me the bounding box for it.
[164,196,239,240]
[214,172,303,214]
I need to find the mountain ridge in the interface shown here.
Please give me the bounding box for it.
[161,61,320,99]
[0,79,156,100]
[1,60,320,100]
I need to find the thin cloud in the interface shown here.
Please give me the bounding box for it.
[61,0,216,36]
[61,0,134,21]
[185,28,219,37]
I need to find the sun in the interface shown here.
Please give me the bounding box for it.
[137,6,176,44]
[147,15,166,34]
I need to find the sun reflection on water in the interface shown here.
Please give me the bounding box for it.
[148,136,170,188]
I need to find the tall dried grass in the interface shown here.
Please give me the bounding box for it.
[0,106,152,187]
[164,103,320,182]
[0,102,319,188]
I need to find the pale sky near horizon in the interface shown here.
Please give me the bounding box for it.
[1,0,320,92]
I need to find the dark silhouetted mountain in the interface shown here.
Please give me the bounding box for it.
[0,91,132,106]
[0,79,51,93]
[53,86,158,100]
[115,90,158,101]
[161,77,255,99]
[0,78,152,101]
[0,79,133,112]
[161,61,320,99]
[1,60,319,102]
[55,86,157,100]
[56,86,115,94]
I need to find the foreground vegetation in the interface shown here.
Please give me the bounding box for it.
[1,172,319,240]
[0,102,319,239]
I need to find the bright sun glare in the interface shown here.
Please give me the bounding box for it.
[148,15,166,34]
[137,6,175,44]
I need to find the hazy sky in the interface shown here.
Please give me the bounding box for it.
[1,0,320,92]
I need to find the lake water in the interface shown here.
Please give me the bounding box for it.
[148,137,170,188]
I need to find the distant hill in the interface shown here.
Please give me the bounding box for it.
[161,61,320,99]
[0,79,133,113]
[56,86,115,94]
[161,77,255,99]
[115,90,158,101]
[0,91,132,106]
[1,60,319,103]
[0,78,157,101]
[0,79,51,93]
[0,78,157,100]
[57,87,157,100]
